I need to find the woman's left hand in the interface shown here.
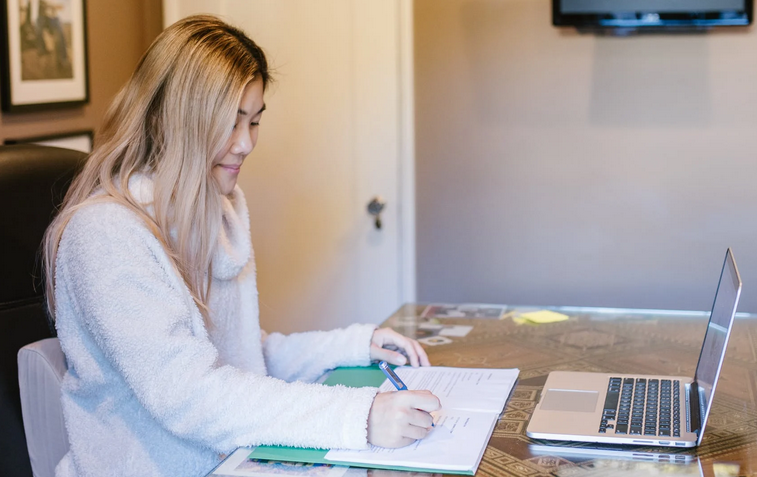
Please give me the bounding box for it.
[370,328,431,367]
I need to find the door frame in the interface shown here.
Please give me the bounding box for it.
[397,0,416,304]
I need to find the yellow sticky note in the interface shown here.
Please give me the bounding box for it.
[518,310,569,324]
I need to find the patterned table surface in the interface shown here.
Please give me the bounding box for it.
[376,303,757,477]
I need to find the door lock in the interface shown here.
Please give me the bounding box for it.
[367,196,386,230]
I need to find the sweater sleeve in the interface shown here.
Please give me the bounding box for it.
[56,204,378,452]
[263,324,377,383]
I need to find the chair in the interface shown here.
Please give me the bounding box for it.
[18,339,69,477]
[0,144,86,477]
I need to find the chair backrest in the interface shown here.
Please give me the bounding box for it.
[0,144,86,477]
[18,338,69,477]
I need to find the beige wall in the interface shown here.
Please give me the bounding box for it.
[0,1,163,142]
[415,0,757,312]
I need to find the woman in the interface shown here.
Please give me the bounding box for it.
[44,15,439,477]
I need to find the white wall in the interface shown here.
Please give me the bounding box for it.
[415,0,757,312]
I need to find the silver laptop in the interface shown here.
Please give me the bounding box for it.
[528,442,697,465]
[527,248,742,448]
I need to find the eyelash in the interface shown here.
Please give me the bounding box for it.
[232,121,260,130]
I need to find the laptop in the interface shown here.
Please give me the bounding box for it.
[528,442,697,466]
[526,248,742,448]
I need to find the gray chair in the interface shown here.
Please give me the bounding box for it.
[18,338,69,477]
[0,144,86,477]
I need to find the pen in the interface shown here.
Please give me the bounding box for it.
[378,361,435,427]
[379,360,408,390]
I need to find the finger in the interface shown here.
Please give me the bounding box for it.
[399,390,442,412]
[371,346,407,366]
[415,392,442,412]
[388,334,420,367]
[408,408,435,429]
[377,330,427,368]
[403,337,421,367]
[411,339,431,366]
[403,423,432,441]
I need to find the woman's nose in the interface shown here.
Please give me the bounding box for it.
[231,130,253,156]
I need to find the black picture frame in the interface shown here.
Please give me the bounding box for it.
[0,0,90,112]
[4,129,93,152]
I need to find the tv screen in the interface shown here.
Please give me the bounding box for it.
[554,0,753,28]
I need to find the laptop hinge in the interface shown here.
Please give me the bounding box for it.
[688,381,701,436]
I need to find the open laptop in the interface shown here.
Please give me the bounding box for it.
[527,248,742,448]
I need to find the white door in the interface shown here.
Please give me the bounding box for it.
[163,0,415,334]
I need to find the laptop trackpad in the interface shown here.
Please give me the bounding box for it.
[541,390,599,412]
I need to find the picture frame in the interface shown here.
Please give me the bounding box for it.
[0,0,89,112]
[4,129,93,153]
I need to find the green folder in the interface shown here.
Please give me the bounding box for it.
[245,366,477,475]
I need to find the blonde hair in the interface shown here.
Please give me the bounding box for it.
[43,15,270,325]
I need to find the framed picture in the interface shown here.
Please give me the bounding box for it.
[0,0,89,112]
[4,129,93,153]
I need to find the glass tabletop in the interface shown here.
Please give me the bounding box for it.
[378,303,757,477]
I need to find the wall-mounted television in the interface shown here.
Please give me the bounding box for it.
[553,0,753,29]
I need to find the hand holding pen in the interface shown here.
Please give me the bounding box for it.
[365,361,441,449]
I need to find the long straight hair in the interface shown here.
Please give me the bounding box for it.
[43,15,270,325]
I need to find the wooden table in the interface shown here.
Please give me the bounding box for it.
[378,303,757,477]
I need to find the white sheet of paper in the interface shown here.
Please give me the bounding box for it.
[324,410,499,472]
[418,323,444,330]
[379,366,519,413]
[438,325,473,337]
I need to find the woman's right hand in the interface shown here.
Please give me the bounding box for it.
[367,390,441,448]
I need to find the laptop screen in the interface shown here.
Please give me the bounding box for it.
[693,248,742,443]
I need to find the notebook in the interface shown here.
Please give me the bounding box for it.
[221,365,519,475]
[526,248,742,448]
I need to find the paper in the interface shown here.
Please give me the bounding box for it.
[439,325,473,337]
[514,310,569,324]
[422,304,504,319]
[379,366,520,413]
[415,323,473,344]
[238,365,519,475]
[324,366,519,473]
[211,448,351,477]
[417,323,444,330]
[324,410,498,472]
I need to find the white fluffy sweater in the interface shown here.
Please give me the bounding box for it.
[53,178,379,477]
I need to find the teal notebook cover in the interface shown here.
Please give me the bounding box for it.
[246,366,477,475]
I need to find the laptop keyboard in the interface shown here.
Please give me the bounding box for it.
[599,377,681,437]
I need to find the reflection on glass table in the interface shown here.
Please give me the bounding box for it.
[379,303,757,477]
